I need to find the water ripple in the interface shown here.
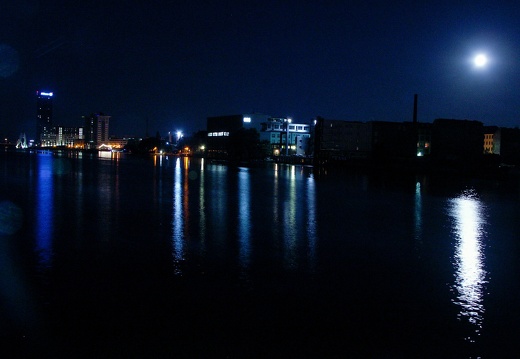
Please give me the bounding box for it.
[449,189,487,342]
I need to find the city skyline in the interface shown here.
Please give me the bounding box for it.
[1,1,520,140]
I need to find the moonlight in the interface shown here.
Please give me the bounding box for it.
[474,54,488,68]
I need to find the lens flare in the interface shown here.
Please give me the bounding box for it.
[0,201,23,235]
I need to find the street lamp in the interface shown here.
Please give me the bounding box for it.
[285,118,292,156]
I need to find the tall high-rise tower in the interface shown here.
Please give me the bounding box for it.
[83,113,111,149]
[36,91,53,146]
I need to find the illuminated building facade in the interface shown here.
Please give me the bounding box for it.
[483,133,494,154]
[58,126,83,147]
[83,113,111,149]
[260,117,311,156]
[483,126,498,154]
[37,126,84,148]
[36,91,53,146]
[107,136,129,150]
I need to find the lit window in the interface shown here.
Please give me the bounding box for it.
[243,117,251,123]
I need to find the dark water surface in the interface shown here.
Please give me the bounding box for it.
[1,151,520,357]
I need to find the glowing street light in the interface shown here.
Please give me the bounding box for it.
[285,118,292,156]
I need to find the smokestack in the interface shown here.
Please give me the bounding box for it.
[413,94,418,124]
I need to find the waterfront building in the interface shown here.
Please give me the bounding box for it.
[54,126,84,147]
[417,122,432,157]
[107,136,129,150]
[483,126,499,154]
[260,117,311,156]
[206,113,270,157]
[314,117,418,163]
[314,118,373,162]
[36,91,53,146]
[37,126,84,148]
[430,119,484,162]
[35,90,86,148]
[370,121,416,160]
[83,113,111,149]
[493,127,520,165]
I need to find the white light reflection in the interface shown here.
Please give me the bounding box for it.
[283,165,297,268]
[414,181,422,243]
[238,168,251,272]
[172,158,184,274]
[306,173,317,272]
[449,189,487,342]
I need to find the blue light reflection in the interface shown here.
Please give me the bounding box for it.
[35,154,54,268]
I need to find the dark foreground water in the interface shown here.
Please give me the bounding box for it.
[1,151,520,358]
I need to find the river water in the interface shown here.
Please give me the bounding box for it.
[1,151,519,357]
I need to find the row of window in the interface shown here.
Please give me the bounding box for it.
[208,132,230,137]
[266,124,310,131]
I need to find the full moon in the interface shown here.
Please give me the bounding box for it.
[474,54,488,67]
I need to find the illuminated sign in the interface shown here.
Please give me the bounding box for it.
[243,117,251,123]
[40,92,53,97]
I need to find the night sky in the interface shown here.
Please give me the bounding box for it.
[1,0,520,140]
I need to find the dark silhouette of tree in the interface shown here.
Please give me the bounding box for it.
[124,137,160,154]
[190,130,208,149]
[259,140,271,158]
